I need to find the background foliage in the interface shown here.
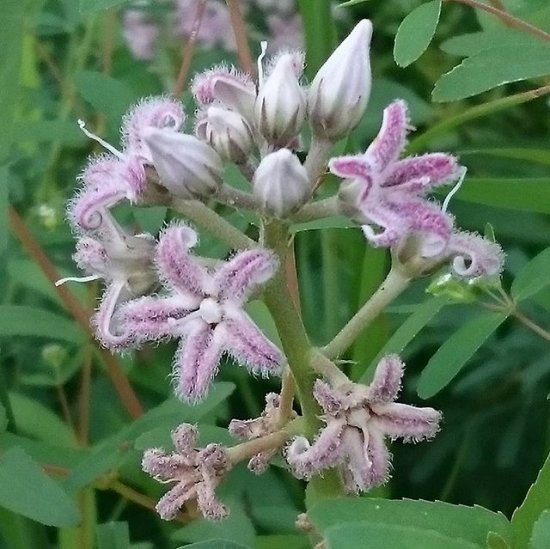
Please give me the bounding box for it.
[0,0,549,547]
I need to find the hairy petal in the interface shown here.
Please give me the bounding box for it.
[313,378,344,415]
[363,427,391,488]
[448,231,505,278]
[384,153,459,190]
[215,249,279,303]
[367,355,404,403]
[172,320,225,402]
[340,428,372,493]
[220,309,283,375]
[370,402,442,443]
[141,448,189,480]
[156,481,196,521]
[156,225,211,296]
[93,282,134,348]
[366,100,409,172]
[170,423,199,454]
[329,155,373,182]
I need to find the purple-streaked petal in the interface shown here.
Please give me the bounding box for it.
[340,427,371,493]
[363,426,391,488]
[73,236,109,276]
[171,423,199,454]
[370,402,441,443]
[313,378,344,415]
[121,96,185,160]
[196,479,229,520]
[448,231,505,278]
[285,421,344,479]
[248,450,276,475]
[118,294,198,343]
[384,153,459,191]
[361,201,407,248]
[141,448,188,480]
[172,320,224,402]
[329,155,373,182]
[156,480,196,520]
[156,225,211,296]
[215,249,278,303]
[219,310,283,375]
[366,100,409,172]
[367,355,404,403]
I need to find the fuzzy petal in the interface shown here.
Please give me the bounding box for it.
[196,480,229,520]
[215,249,278,303]
[93,281,134,348]
[156,225,211,296]
[340,427,372,493]
[313,378,344,415]
[329,155,373,183]
[370,402,441,443]
[366,100,409,172]
[172,320,224,402]
[170,423,199,454]
[363,427,391,488]
[448,231,505,278]
[367,355,404,403]
[141,448,189,480]
[156,481,196,520]
[220,309,283,375]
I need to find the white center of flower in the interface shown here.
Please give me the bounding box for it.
[199,298,223,324]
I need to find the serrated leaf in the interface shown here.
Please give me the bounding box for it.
[417,311,508,399]
[511,248,550,302]
[324,522,481,549]
[0,447,80,527]
[433,44,550,102]
[487,531,512,549]
[529,510,550,549]
[309,498,511,548]
[394,1,442,67]
[96,522,131,549]
[512,451,550,549]
[360,297,448,383]
[0,306,85,344]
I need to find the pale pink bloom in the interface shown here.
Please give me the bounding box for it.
[142,423,231,520]
[122,10,160,61]
[117,224,283,401]
[331,100,460,257]
[174,0,236,51]
[71,222,157,348]
[285,355,441,493]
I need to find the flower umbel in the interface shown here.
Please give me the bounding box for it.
[118,224,283,401]
[142,423,231,520]
[286,355,441,493]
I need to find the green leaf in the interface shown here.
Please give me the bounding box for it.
[0,0,24,163]
[256,536,309,549]
[0,306,84,344]
[310,498,511,548]
[459,148,550,167]
[361,297,448,383]
[290,215,355,233]
[338,0,371,6]
[417,311,508,399]
[394,1,442,68]
[324,522,481,549]
[178,542,251,549]
[487,531,512,549]
[13,120,87,146]
[450,178,550,215]
[512,451,550,549]
[512,248,550,302]
[79,0,131,14]
[433,44,550,102]
[0,447,80,527]
[96,522,131,549]
[529,510,550,549]
[75,70,135,126]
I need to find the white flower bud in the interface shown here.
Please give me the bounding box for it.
[143,128,223,199]
[195,106,254,163]
[253,149,310,218]
[255,53,306,146]
[308,20,373,140]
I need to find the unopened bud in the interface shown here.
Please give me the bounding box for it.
[195,107,254,163]
[143,128,223,199]
[255,53,306,146]
[253,149,310,218]
[308,20,373,140]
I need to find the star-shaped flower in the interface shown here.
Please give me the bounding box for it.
[117,224,283,401]
[142,423,231,521]
[330,100,460,257]
[285,355,441,493]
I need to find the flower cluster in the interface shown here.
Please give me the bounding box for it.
[286,356,441,492]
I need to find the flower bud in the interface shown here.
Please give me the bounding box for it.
[255,53,306,147]
[143,128,223,199]
[195,107,254,163]
[308,20,373,140]
[253,149,310,218]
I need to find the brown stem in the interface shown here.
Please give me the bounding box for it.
[225,0,255,78]
[487,0,506,10]
[56,384,76,435]
[9,208,144,419]
[172,0,207,97]
[78,343,93,445]
[102,9,117,76]
[444,0,550,41]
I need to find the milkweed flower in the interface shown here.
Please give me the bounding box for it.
[285,355,441,493]
[143,423,232,520]
[117,224,283,401]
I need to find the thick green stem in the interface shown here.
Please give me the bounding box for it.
[292,196,340,223]
[322,267,412,359]
[263,220,320,435]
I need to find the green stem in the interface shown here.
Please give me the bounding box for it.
[322,267,411,359]
[263,220,320,435]
[292,196,340,222]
